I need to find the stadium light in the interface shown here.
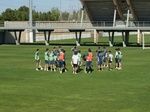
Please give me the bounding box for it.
[29,0,33,43]
[29,0,33,28]
[80,6,84,27]
[59,0,62,21]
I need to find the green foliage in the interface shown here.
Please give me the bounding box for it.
[62,11,70,21]
[50,8,60,21]
[1,8,17,21]
[0,6,61,21]
[17,6,29,21]
[0,15,4,22]
[0,6,89,21]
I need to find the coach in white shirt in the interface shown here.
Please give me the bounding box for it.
[72,51,80,74]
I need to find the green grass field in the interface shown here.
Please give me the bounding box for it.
[0,37,150,112]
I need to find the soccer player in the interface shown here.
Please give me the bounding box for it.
[115,48,119,69]
[97,50,104,71]
[62,49,68,72]
[115,48,123,70]
[58,46,62,52]
[77,50,82,71]
[108,51,113,71]
[34,49,43,71]
[72,51,80,74]
[44,48,49,71]
[96,46,101,53]
[85,48,93,74]
[53,47,58,71]
[103,47,108,68]
[49,50,55,71]
[117,48,123,70]
[58,49,65,74]
[54,47,60,70]
[71,46,78,54]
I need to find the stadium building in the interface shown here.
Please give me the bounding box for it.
[0,0,150,47]
[80,0,150,46]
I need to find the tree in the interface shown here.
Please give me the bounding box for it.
[47,11,51,21]
[0,15,4,22]
[33,10,40,21]
[70,11,78,21]
[62,11,69,21]
[1,8,17,21]
[0,6,85,21]
[50,8,60,21]
[17,6,29,21]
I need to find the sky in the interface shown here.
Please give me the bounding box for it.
[0,0,82,13]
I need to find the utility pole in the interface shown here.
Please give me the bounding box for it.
[29,0,33,28]
[59,0,62,21]
[29,0,33,43]
[80,6,84,27]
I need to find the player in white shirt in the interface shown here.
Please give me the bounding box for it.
[115,48,123,70]
[34,49,43,71]
[71,51,80,74]
[115,48,119,69]
[77,50,82,70]
[108,51,113,70]
[117,48,122,70]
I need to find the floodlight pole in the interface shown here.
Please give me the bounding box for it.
[29,0,33,43]
[142,32,145,50]
[113,9,117,27]
[29,0,33,29]
[59,0,62,21]
[126,10,130,27]
[80,7,84,27]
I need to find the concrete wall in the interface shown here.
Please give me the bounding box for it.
[3,30,92,44]
[4,31,16,44]
[4,30,31,44]
[36,32,91,41]
[2,21,93,44]
[0,31,5,44]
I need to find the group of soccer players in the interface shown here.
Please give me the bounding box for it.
[34,46,123,74]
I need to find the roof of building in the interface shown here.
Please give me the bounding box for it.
[80,0,150,21]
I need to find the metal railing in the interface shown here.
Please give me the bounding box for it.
[128,21,150,27]
[3,21,150,29]
[35,21,114,28]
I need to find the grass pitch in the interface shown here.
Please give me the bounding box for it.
[0,40,150,112]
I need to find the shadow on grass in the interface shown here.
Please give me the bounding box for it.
[0,42,147,47]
